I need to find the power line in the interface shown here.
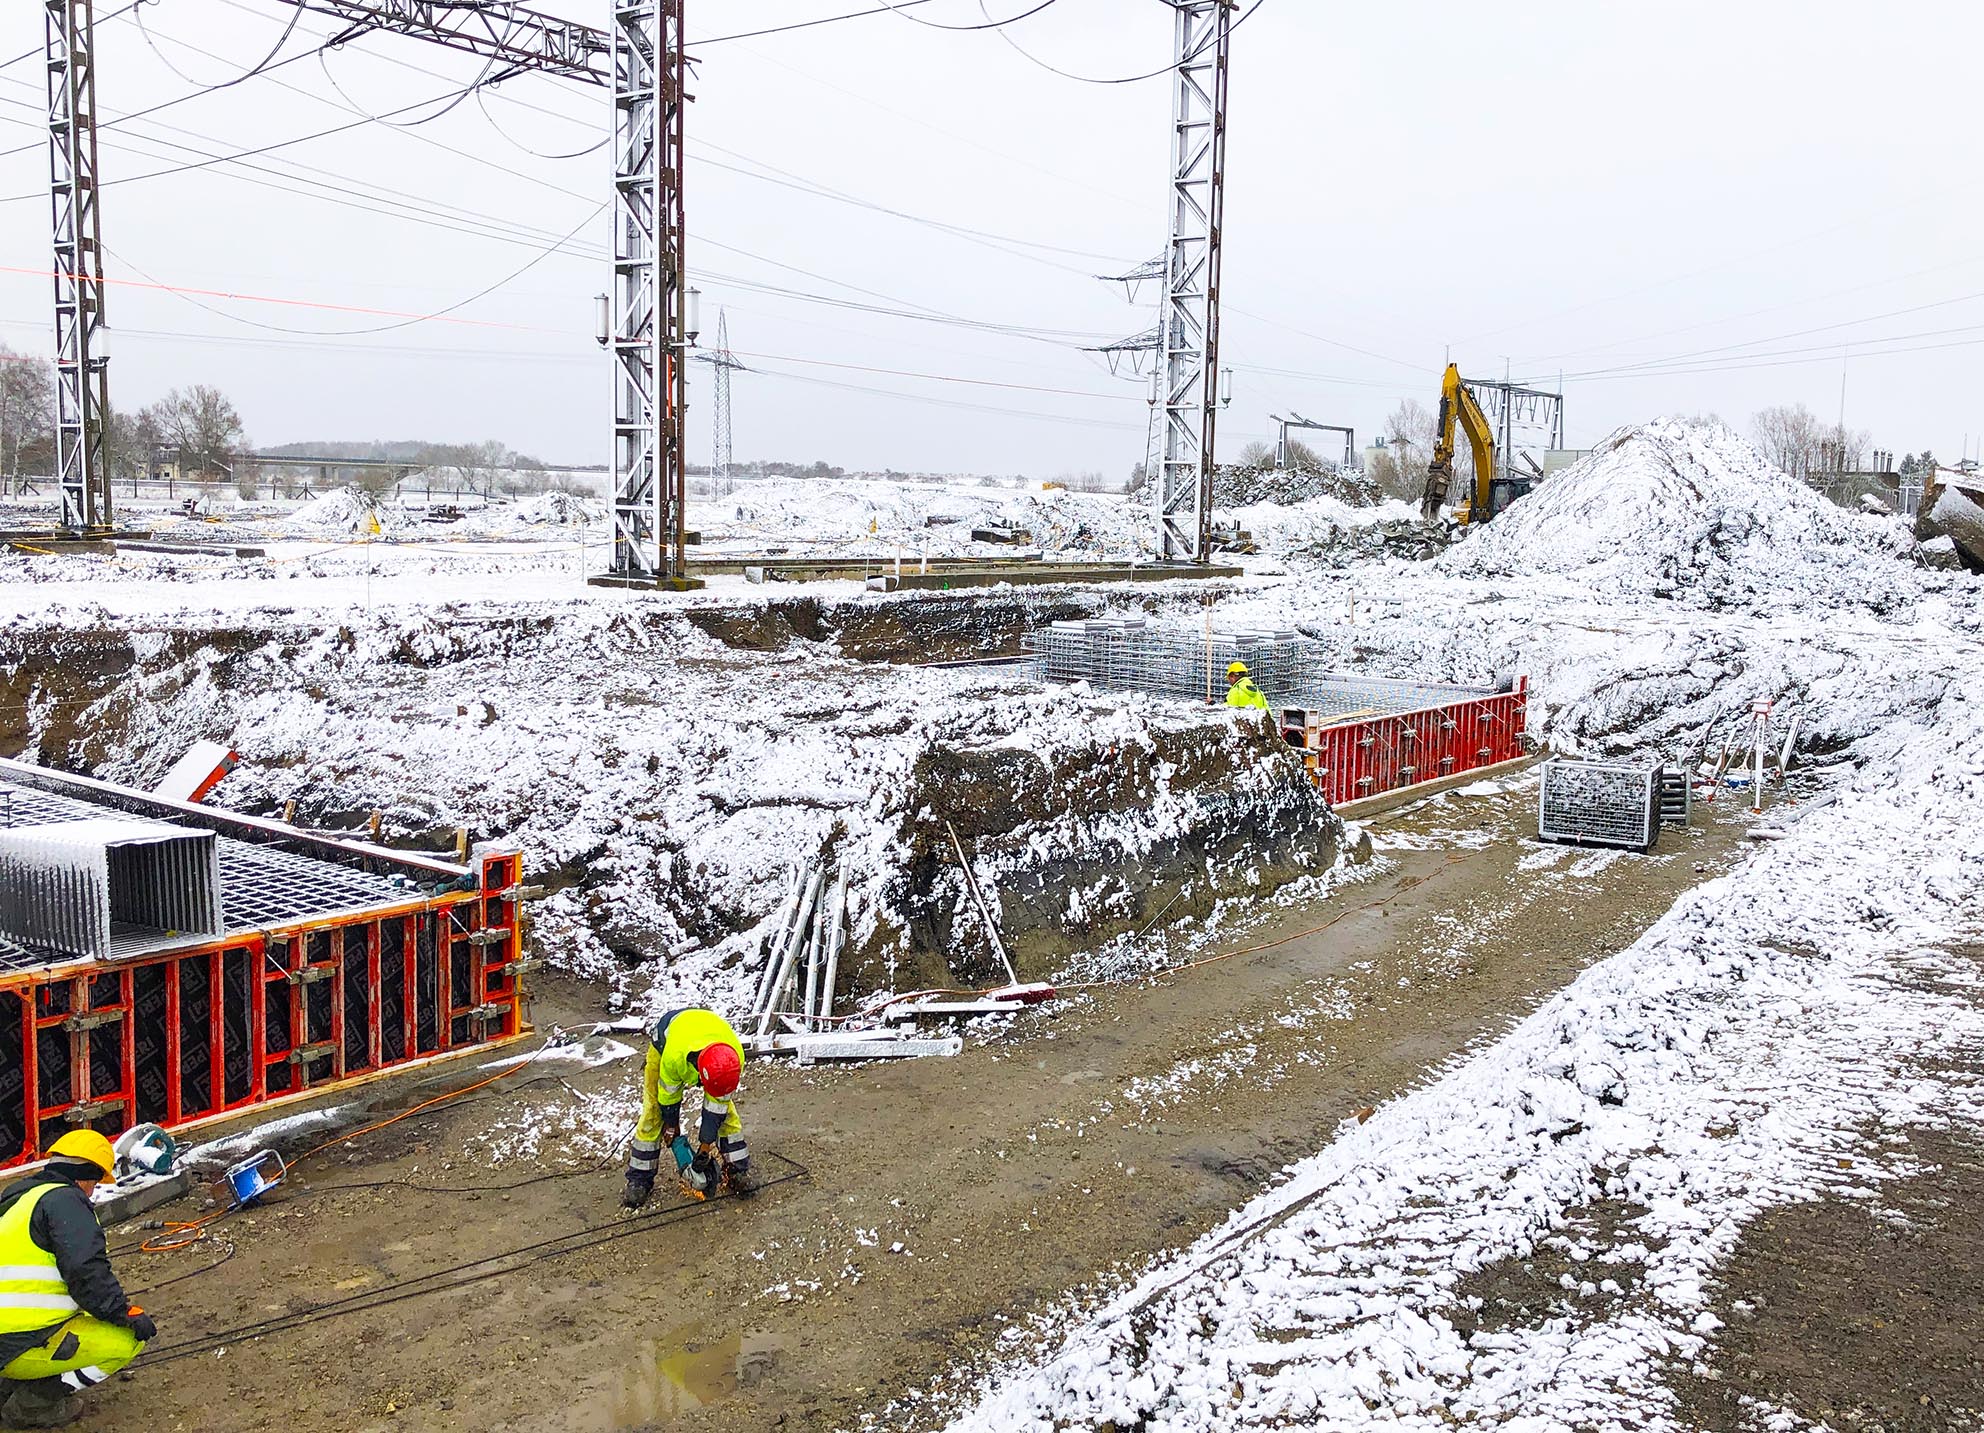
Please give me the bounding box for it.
[866,0,1062,33]
[693,0,943,45]
[1542,289,1984,383]
[979,0,1271,86]
[133,0,305,93]
[104,202,605,337]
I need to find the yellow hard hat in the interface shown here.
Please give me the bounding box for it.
[46,1130,116,1183]
[1226,661,1249,677]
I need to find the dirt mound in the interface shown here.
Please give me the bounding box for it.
[1439,419,1919,610]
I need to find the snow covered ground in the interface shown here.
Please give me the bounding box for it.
[913,422,1984,1431]
[8,421,1980,1429]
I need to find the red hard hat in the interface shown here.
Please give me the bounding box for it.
[697,1043,742,1099]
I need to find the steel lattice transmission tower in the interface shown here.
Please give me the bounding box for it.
[606,0,691,585]
[60,0,695,584]
[1154,0,1234,565]
[44,0,112,534]
[697,308,745,487]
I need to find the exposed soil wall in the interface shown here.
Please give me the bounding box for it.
[849,711,1344,991]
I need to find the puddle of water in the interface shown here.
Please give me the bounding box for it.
[613,1325,784,1424]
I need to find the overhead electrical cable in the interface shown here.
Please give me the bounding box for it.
[101,202,605,337]
[0,78,493,203]
[978,0,1271,86]
[866,0,1063,33]
[694,0,944,44]
[133,0,304,93]
[1538,288,1984,382]
[0,261,569,334]
[475,86,608,159]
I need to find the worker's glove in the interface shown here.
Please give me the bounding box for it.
[126,1313,158,1343]
[671,1136,695,1173]
[621,1173,654,1210]
[690,1145,719,1192]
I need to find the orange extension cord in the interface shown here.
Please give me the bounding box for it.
[141,1052,540,1253]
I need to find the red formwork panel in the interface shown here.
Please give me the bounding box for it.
[0,852,530,1173]
[1281,677,1529,807]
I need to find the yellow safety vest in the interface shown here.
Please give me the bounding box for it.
[650,1009,745,1104]
[0,1184,78,1333]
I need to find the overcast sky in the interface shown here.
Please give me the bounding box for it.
[0,1,1977,478]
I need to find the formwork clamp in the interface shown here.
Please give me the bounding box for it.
[62,1009,123,1034]
[284,966,334,987]
[466,1002,514,1027]
[285,1042,338,1065]
[498,884,546,902]
[61,1097,126,1123]
[466,928,512,948]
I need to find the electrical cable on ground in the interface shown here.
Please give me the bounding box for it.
[135,1154,808,1369]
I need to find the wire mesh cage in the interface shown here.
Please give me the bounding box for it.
[1536,758,1663,852]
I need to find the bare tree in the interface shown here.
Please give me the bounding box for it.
[1751,403,1825,480]
[143,384,246,480]
[0,347,55,494]
[1368,398,1438,503]
[1236,440,1276,469]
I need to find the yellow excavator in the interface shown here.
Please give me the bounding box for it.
[1420,363,1534,525]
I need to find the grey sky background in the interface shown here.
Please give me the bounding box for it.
[0,1,1976,478]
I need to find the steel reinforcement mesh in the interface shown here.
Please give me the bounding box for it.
[1538,759,1661,849]
[1028,618,1313,704]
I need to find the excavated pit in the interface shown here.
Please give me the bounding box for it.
[0,588,1326,1004]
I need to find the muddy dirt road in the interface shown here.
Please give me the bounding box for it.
[96,782,1757,1433]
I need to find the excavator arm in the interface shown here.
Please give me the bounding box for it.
[1420,363,1500,525]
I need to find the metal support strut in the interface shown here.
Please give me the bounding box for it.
[45,0,112,535]
[1155,0,1233,565]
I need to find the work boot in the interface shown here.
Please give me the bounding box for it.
[620,1173,654,1210]
[1,1378,83,1430]
[726,1162,759,1198]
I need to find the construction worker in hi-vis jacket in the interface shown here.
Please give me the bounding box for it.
[622,1008,757,1208]
[0,1131,156,1429]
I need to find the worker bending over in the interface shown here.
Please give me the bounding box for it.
[1225,661,1270,713]
[0,1132,156,1430]
[623,1008,757,1207]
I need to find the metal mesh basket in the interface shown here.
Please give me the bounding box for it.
[1536,758,1661,851]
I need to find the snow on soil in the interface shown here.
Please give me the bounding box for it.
[938,698,1984,1430]
[918,421,1984,1431]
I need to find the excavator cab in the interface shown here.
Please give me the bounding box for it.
[1422,364,1529,526]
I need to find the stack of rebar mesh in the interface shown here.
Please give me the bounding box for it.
[1027,617,1312,705]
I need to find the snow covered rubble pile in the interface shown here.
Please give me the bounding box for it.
[1230,496,1453,566]
[1206,421,1972,761]
[1211,462,1379,510]
[289,484,415,536]
[699,478,1147,558]
[1444,419,1921,610]
[940,685,1984,1433]
[462,490,604,533]
[57,604,1331,1007]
